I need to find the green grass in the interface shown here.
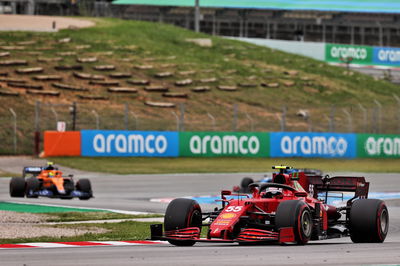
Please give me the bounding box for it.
[45,212,162,222]
[0,201,104,213]
[53,157,400,173]
[1,17,400,154]
[0,221,154,244]
[0,170,17,177]
[0,210,163,244]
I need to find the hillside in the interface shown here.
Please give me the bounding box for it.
[0,18,399,154]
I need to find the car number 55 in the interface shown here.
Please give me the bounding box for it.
[226,206,243,212]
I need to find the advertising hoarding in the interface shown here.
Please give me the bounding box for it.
[357,134,400,158]
[179,132,270,157]
[81,130,179,157]
[270,132,356,158]
[325,44,373,65]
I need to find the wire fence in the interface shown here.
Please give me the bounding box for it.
[1,100,400,155]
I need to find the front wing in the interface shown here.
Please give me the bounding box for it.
[26,189,92,199]
[150,224,295,244]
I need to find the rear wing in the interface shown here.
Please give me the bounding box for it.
[307,175,369,200]
[22,166,43,177]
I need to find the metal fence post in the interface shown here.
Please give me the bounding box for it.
[393,94,400,134]
[34,101,41,156]
[329,105,336,132]
[179,103,185,131]
[281,106,287,131]
[171,111,179,131]
[358,103,368,133]
[9,108,17,153]
[92,110,100,130]
[245,112,254,132]
[207,112,216,131]
[71,102,77,131]
[130,111,138,130]
[35,101,40,132]
[194,0,200,33]
[232,104,238,131]
[307,118,313,132]
[343,108,353,132]
[324,115,330,132]
[50,107,59,129]
[374,100,382,134]
[124,103,129,130]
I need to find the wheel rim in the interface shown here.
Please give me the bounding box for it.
[380,208,388,234]
[301,211,312,237]
[190,209,202,228]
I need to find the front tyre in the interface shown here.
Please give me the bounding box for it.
[240,177,254,193]
[164,198,202,246]
[350,199,389,243]
[275,200,313,245]
[76,178,92,200]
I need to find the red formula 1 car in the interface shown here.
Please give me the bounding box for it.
[150,166,389,246]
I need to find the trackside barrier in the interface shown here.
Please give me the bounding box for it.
[357,134,400,158]
[270,132,357,158]
[179,132,270,157]
[326,44,373,65]
[44,131,81,156]
[326,43,400,67]
[80,130,179,157]
[43,131,400,158]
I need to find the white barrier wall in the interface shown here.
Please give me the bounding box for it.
[229,37,326,61]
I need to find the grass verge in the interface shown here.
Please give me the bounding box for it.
[0,221,154,244]
[45,212,163,222]
[53,157,400,174]
[0,170,17,178]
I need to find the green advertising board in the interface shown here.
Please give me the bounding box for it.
[325,44,373,65]
[179,132,270,157]
[357,134,400,158]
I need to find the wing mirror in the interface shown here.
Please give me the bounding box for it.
[322,174,331,185]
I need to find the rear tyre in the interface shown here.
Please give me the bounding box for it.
[275,200,313,245]
[240,177,254,193]
[25,177,40,198]
[76,179,92,200]
[9,177,25,197]
[350,199,389,243]
[164,198,202,246]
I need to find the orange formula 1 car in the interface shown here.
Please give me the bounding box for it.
[9,163,93,200]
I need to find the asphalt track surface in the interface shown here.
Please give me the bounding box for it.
[0,159,400,265]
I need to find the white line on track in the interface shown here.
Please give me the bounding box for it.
[0,241,168,249]
[4,200,151,215]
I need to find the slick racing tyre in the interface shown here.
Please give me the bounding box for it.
[275,200,313,245]
[76,178,92,200]
[9,177,25,197]
[25,177,40,198]
[350,199,389,243]
[164,198,202,246]
[240,177,254,193]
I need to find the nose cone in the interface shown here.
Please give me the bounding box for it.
[52,178,66,194]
